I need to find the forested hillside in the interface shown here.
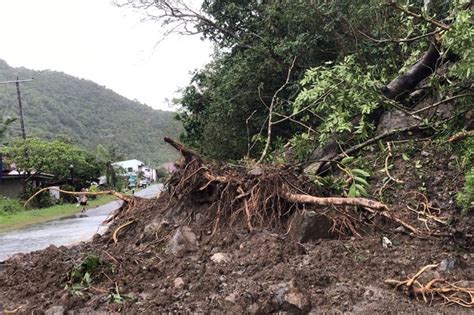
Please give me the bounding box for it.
[0,59,182,166]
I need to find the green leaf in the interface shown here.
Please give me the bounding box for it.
[352,168,370,178]
[341,156,355,165]
[402,153,410,161]
[354,176,369,187]
[348,184,357,197]
[83,272,91,285]
[355,184,368,196]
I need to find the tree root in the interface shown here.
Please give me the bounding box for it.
[112,220,136,244]
[386,264,474,307]
[24,187,133,207]
[164,137,419,236]
[448,129,474,142]
[405,191,448,230]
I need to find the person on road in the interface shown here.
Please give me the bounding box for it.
[77,188,88,213]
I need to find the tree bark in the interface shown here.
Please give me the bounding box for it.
[381,43,441,100]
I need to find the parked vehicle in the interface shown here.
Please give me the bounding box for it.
[138,178,149,188]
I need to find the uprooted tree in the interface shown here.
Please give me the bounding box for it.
[117,0,473,208]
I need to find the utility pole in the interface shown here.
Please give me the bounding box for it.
[15,77,26,139]
[0,77,34,139]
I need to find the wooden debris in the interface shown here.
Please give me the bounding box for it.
[24,187,132,207]
[386,264,474,307]
[112,220,136,244]
[448,129,474,142]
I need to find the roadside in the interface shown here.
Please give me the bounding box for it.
[0,195,117,232]
[0,184,162,261]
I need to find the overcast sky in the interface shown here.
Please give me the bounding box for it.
[0,0,213,111]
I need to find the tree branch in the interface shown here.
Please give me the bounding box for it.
[256,57,297,164]
[388,1,450,30]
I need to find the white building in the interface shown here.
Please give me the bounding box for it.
[112,159,156,181]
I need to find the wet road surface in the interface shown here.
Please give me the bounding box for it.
[0,184,162,261]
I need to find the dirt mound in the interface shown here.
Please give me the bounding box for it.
[0,140,472,313]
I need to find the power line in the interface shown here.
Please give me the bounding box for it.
[0,78,34,85]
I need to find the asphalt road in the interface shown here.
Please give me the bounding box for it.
[0,184,162,261]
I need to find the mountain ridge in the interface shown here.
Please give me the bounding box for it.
[0,58,182,166]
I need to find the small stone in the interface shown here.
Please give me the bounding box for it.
[225,293,238,303]
[174,277,185,289]
[274,280,311,313]
[421,150,430,157]
[166,226,198,256]
[439,257,457,272]
[394,226,406,233]
[210,252,231,264]
[289,210,332,242]
[248,167,263,176]
[44,306,65,315]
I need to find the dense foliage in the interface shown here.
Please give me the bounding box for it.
[2,137,100,188]
[0,197,23,214]
[0,60,182,166]
[119,0,472,163]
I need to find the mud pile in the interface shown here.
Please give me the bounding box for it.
[0,140,472,313]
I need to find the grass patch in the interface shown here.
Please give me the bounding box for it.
[0,195,117,232]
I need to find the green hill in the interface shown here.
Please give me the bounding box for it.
[0,59,182,166]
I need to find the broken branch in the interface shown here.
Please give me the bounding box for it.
[281,190,388,210]
[24,187,132,207]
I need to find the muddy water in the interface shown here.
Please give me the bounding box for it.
[0,184,162,261]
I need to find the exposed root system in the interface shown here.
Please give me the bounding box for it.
[164,137,413,237]
[386,264,474,308]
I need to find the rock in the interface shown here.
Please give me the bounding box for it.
[224,292,238,303]
[210,252,231,264]
[166,226,198,256]
[438,257,458,272]
[248,167,264,176]
[274,280,311,314]
[45,306,65,315]
[174,277,185,289]
[420,150,430,157]
[289,210,332,242]
[376,110,417,135]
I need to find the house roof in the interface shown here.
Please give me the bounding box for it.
[112,159,146,169]
[0,171,54,180]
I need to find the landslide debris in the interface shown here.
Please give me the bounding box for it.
[0,139,472,314]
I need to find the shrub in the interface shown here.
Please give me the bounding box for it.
[0,197,24,215]
[22,186,54,208]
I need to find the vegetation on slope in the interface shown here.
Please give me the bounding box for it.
[0,59,182,166]
[119,0,473,212]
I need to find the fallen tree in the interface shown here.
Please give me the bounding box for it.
[163,137,419,236]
